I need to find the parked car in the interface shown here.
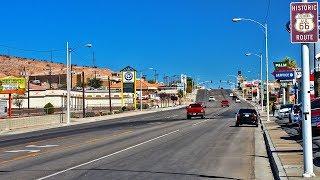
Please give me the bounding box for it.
[298,98,320,137]
[186,103,205,119]
[289,104,301,124]
[235,98,241,103]
[208,96,216,102]
[221,100,229,107]
[235,108,259,127]
[277,104,293,119]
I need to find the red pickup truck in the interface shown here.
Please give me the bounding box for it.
[186,103,205,119]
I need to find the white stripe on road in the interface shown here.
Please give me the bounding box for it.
[37,129,180,180]
[5,149,40,153]
[192,119,209,126]
[26,145,59,148]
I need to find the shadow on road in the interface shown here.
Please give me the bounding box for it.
[75,168,242,180]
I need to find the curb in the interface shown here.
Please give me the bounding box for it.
[247,101,288,180]
[261,120,288,180]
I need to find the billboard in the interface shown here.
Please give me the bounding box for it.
[0,77,26,94]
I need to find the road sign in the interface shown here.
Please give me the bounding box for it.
[273,71,295,80]
[290,2,319,43]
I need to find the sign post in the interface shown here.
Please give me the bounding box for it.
[120,66,137,110]
[291,1,318,177]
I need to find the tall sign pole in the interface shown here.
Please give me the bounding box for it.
[291,1,318,177]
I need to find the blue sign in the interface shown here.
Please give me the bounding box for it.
[274,71,295,80]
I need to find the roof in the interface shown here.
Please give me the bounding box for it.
[109,79,159,90]
[29,83,47,91]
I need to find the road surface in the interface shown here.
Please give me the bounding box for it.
[0,89,259,180]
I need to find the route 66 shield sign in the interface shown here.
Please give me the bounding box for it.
[294,13,315,33]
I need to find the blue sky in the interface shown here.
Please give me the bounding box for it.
[0,0,301,88]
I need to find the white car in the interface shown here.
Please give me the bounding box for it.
[229,93,234,97]
[235,98,241,103]
[208,96,216,101]
[277,104,294,119]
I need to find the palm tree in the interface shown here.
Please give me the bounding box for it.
[282,57,297,69]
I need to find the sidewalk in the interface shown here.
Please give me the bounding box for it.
[261,113,320,179]
[0,105,186,137]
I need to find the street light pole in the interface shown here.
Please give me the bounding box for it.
[140,72,143,111]
[245,53,264,111]
[232,17,270,121]
[265,23,270,121]
[66,42,71,125]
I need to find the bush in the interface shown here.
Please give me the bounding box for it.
[85,111,95,117]
[137,104,149,109]
[44,103,54,114]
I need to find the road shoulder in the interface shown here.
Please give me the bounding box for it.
[255,123,274,180]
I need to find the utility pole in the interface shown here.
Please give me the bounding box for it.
[82,71,85,118]
[66,42,71,125]
[108,76,112,113]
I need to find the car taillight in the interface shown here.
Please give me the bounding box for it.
[317,122,320,128]
[201,109,204,112]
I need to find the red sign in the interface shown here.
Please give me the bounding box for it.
[290,2,318,43]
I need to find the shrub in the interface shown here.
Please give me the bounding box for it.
[85,111,95,117]
[44,103,54,114]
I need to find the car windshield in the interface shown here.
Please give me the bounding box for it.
[239,109,257,114]
[190,104,202,107]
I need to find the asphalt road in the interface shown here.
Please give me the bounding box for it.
[0,89,259,180]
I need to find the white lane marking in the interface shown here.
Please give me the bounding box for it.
[37,129,180,180]
[26,145,59,148]
[5,149,40,153]
[192,119,209,126]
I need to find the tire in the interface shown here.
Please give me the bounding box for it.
[255,123,258,127]
[187,115,191,119]
[201,115,205,119]
[288,116,292,124]
[235,123,239,127]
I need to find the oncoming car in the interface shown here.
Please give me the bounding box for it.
[186,103,205,119]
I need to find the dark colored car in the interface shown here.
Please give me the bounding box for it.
[298,98,320,137]
[235,108,259,127]
[186,103,205,119]
[221,100,229,107]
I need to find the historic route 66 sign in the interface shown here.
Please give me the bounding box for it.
[290,2,318,43]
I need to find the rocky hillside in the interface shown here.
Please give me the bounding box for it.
[0,55,112,78]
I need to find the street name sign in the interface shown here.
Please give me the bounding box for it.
[290,2,319,43]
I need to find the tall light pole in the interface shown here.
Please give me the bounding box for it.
[66,43,93,125]
[139,67,153,111]
[232,17,270,121]
[245,52,264,111]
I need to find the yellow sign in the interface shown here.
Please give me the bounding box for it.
[0,76,26,94]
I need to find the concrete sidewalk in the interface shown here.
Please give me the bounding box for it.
[0,105,186,137]
[261,113,320,179]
